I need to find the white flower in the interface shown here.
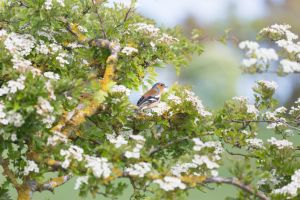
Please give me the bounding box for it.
[167,94,182,105]
[125,162,151,177]
[44,0,53,10]
[171,163,197,177]
[192,155,219,169]
[280,59,300,74]
[56,52,69,66]
[6,111,24,127]
[11,133,17,141]
[256,80,278,91]
[154,176,186,191]
[106,134,128,148]
[44,72,60,80]
[111,85,130,96]
[239,40,259,51]
[124,144,143,159]
[24,160,39,175]
[260,24,298,41]
[84,155,112,178]
[47,131,68,146]
[4,32,35,56]
[157,33,179,44]
[0,29,7,37]
[276,40,300,53]
[36,40,50,55]
[133,23,160,38]
[246,138,264,149]
[246,104,259,116]
[36,97,54,115]
[185,90,211,117]
[56,0,65,7]
[74,176,89,190]
[267,137,293,149]
[78,25,87,33]
[273,169,300,197]
[129,134,145,142]
[242,58,257,67]
[121,46,138,56]
[60,145,84,168]
[49,43,62,52]
[0,75,26,96]
[148,102,170,116]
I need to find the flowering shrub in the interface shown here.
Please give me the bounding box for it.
[0,1,300,200]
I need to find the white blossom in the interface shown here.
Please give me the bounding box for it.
[133,23,160,38]
[106,134,128,148]
[124,162,151,177]
[276,40,300,54]
[246,138,264,149]
[60,145,84,168]
[260,24,298,41]
[24,160,39,175]
[242,58,257,67]
[44,0,53,10]
[149,102,170,116]
[255,80,278,91]
[0,29,7,37]
[185,90,211,117]
[47,131,68,146]
[157,33,179,44]
[56,52,69,66]
[171,163,197,177]
[121,46,138,56]
[74,176,89,190]
[192,155,219,169]
[246,104,259,116]
[4,32,35,56]
[167,94,182,105]
[153,176,186,191]
[84,155,112,178]
[44,72,60,80]
[11,133,17,141]
[232,96,249,102]
[267,137,293,149]
[35,40,50,55]
[280,59,300,74]
[124,144,143,159]
[129,134,145,142]
[273,169,300,197]
[111,85,130,96]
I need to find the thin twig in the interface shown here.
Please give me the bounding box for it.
[92,0,107,38]
[204,176,269,200]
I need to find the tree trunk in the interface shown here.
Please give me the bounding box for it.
[17,185,31,200]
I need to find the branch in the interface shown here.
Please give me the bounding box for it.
[204,176,269,200]
[225,149,259,159]
[35,174,72,192]
[228,119,300,132]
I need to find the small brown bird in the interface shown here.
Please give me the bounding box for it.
[137,83,167,110]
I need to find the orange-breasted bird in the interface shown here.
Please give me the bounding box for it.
[137,83,167,110]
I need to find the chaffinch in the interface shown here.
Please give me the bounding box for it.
[137,82,167,110]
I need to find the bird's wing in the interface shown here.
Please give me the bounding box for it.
[137,89,159,106]
[137,96,160,107]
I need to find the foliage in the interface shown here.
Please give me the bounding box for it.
[0,1,300,200]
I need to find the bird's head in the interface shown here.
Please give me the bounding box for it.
[152,82,167,92]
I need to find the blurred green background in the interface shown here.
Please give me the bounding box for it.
[2,0,300,199]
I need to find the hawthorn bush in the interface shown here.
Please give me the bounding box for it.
[0,1,300,200]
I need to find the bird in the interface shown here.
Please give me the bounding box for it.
[137,82,167,111]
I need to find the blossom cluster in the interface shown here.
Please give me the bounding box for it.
[124,134,146,159]
[184,89,212,117]
[60,145,112,179]
[24,160,40,176]
[240,24,300,74]
[124,162,152,178]
[111,85,131,96]
[121,47,138,56]
[170,138,222,178]
[267,137,293,150]
[36,97,56,128]
[246,138,264,149]
[0,101,24,127]
[273,169,300,197]
[153,176,186,191]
